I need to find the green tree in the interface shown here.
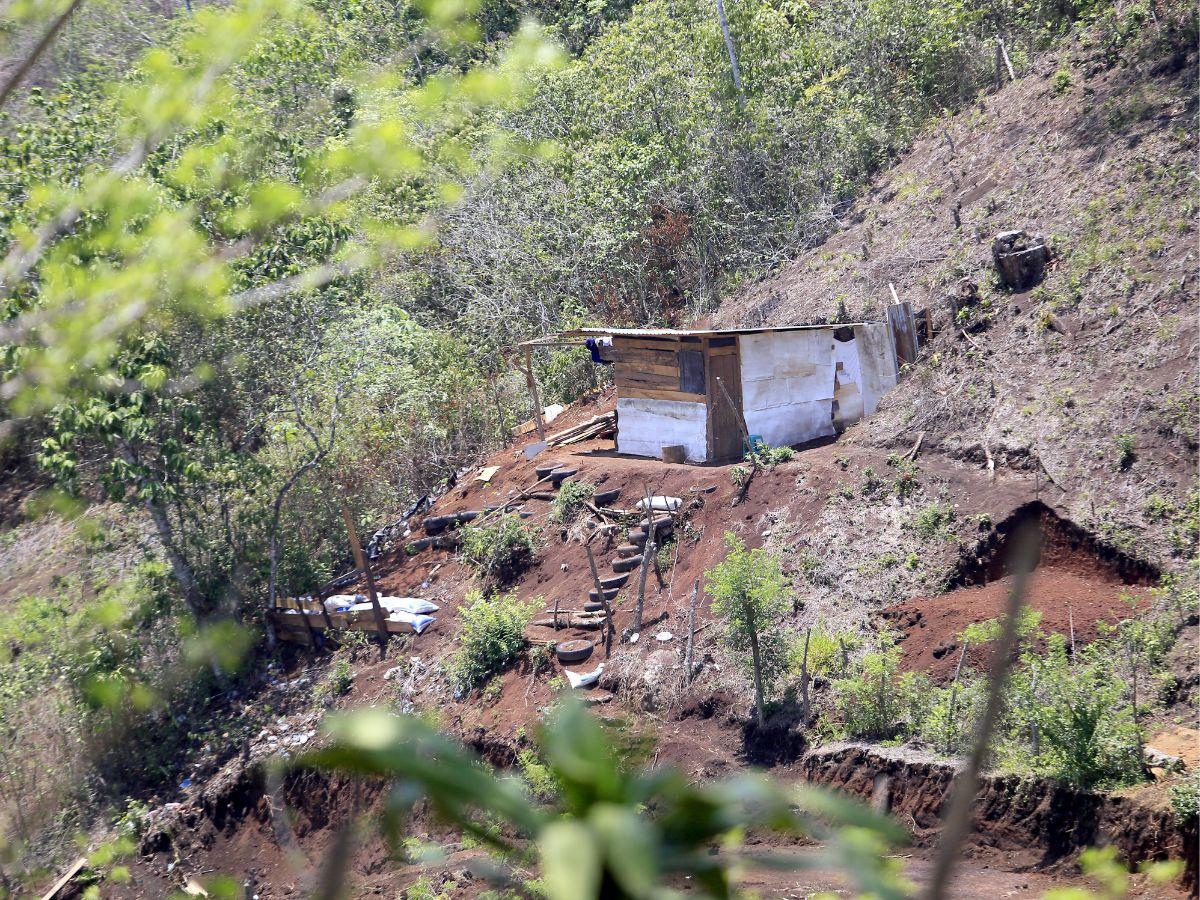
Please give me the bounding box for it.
[705,532,789,724]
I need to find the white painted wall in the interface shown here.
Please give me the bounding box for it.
[739,330,836,447]
[852,323,898,415]
[616,397,708,462]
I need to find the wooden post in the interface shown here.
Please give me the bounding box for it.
[341,504,389,653]
[315,586,335,632]
[683,579,700,683]
[584,541,613,658]
[634,497,656,635]
[523,346,545,442]
[298,591,320,651]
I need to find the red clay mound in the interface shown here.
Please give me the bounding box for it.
[883,504,1155,681]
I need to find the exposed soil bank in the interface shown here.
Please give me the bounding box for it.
[883,504,1156,680]
[800,742,1197,890]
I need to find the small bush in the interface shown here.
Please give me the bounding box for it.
[1052,65,1072,95]
[318,658,354,700]
[749,443,794,466]
[912,503,955,540]
[886,453,920,498]
[1169,770,1200,823]
[917,677,988,756]
[518,748,560,800]
[452,590,537,690]
[830,642,932,741]
[788,628,861,679]
[1114,432,1136,469]
[551,480,594,523]
[460,514,539,582]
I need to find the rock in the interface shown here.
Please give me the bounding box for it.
[1144,745,1185,775]
[992,230,1047,290]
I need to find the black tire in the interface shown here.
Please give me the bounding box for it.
[612,555,643,573]
[455,510,480,524]
[556,640,594,664]
[593,489,620,506]
[600,573,628,589]
[583,601,605,613]
[616,543,642,557]
[423,515,454,534]
[589,587,619,603]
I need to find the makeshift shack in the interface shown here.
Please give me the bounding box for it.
[519,318,907,464]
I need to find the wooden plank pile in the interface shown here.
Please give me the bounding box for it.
[547,412,616,448]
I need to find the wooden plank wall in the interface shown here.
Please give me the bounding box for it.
[609,336,706,403]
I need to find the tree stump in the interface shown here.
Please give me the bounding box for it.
[992,230,1047,290]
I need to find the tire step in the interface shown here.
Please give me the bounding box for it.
[638,516,674,531]
[423,515,455,535]
[406,536,435,552]
[535,463,562,479]
[588,587,620,603]
[615,543,642,558]
[600,573,628,589]
[593,488,620,506]
[612,555,644,573]
[455,510,481,524]
[549,468,578,485]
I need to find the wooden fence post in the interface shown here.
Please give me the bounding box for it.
[342,504,389,654]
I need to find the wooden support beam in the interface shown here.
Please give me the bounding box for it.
[342,505,389,653]
[523,346,545,442]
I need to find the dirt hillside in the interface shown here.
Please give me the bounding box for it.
[88,21,1199,900]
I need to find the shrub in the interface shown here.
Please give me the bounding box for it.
[460,514,539,583]
[1052,66,1073,94]
[998,633,1144,788]
[551,480,595,523]
[318,658,354,700]
[911,502,955,540]
[452,590,537,690]
[749,443,794,466]
[917,676,988,756]
[886,453,920,498]
[1114,432,1136,468]
[1169,770,1200,824]
[830,643,932,741]
[788,628,861,680]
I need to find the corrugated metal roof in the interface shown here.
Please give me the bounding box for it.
[569,324,867,338]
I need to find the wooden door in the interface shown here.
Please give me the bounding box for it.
[707,341,744,462]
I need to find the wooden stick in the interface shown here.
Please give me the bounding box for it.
[683,579,700,683]
[904,431,925,461]
[584,542,614,658]
[633,483,657,633]
[40,856,86,900]
[523,346,545,442]
[342,505,389,653]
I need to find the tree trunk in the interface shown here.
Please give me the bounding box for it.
[746,604,765,725]
[714,0,745,108]
[142,493,205,619]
